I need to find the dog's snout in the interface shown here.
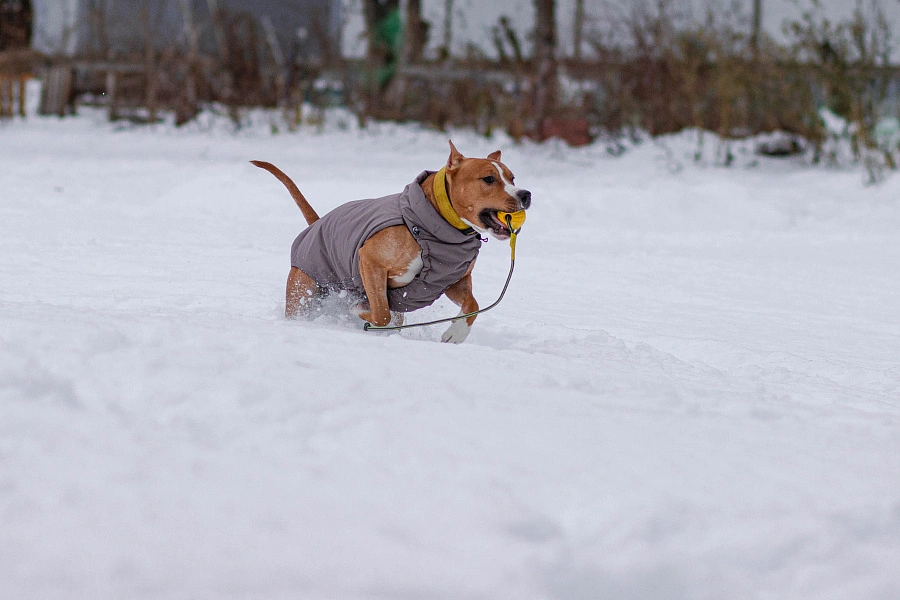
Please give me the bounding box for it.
[517,189,532,209]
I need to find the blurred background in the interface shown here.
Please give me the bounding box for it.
[3,6,900,596]
[2,0,899,171]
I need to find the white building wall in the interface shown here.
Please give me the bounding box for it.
[29,0,343,59]
[31,0,81,55]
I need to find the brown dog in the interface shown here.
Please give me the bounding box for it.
[253,141,530,343]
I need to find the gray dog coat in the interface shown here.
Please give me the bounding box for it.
[290,171,482,313]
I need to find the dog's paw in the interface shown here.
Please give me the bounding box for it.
[349,301,369,318]
[441,318,471,344]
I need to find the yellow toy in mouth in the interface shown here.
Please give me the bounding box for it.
[496,210,526,231]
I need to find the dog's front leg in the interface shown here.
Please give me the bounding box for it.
[356,247,392,327]
[441,263,478,344]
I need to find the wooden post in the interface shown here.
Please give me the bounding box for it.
[443,0,453,59]
[533,0,558,130]
[205,0,229,61]
[405,0,426,64]
[1,78,10,117]
[106,69,118,120]
[144,58,157,123]
[18,74,28,117]
[140,2,158,123]
[573,0,584,61]
[39,64,73,117]
[751,0,762,57]
[261,15,287,105]
[178,0,200,116]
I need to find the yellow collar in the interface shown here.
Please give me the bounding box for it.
[433,168,475,234]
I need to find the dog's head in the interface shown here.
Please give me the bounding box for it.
[444,140,531,240]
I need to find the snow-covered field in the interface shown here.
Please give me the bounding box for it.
[2,102,899,599]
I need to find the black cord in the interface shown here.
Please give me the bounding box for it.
[363,257,516,332]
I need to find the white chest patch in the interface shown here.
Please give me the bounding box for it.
[391,253,423,286]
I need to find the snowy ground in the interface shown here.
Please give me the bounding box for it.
[2,100,900,599]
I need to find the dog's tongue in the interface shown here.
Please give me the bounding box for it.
[497,210,526,231]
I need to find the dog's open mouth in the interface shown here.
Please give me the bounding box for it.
[479,209,511,239]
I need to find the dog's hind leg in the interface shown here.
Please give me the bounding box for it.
[286,267,319,318]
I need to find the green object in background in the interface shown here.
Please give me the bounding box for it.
[375,7,402,87]
[874,117,900,151]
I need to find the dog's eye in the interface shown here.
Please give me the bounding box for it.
[482,176,495,184]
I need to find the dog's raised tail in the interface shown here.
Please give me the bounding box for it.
[251,160,320,226]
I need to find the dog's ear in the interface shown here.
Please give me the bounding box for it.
[487,150,502,161]
[447,140,464,171]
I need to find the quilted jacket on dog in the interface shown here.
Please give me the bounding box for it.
[290,171,482,313]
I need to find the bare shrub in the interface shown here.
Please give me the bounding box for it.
[786,0,896,178]
[42,0,898,172]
